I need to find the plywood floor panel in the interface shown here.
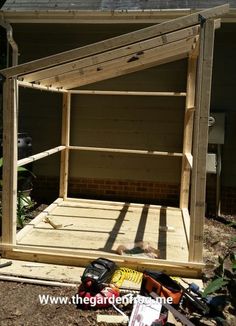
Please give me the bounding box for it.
[17,198,188,262]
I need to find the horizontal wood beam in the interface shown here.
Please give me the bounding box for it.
[1,244,204,278]
[18,80,68,92]
[0,4,229,78]
[66,197,183,210]
[17,146,66,167]
[22,25,199,83]
[69,145,183,157]
[69,90,187,97]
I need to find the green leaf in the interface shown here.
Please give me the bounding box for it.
[232,263,236,270]
[17,166,28,172]
[18,166,36,178]
[0,157,36,178]
[202,278,229,298]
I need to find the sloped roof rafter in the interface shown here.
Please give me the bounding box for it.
[20,25,200,84]
[0,4,228,90]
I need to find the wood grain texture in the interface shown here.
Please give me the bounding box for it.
[16,198,188,262]
[189,20,215,262]
[2,78,18,245]
[0,5,228,78]
[59,93,71,198]
[180,55,197,208]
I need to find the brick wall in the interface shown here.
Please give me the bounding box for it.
[69,177,179,209]
[69,177,180,206]
[206,174,236,215]
[32,176,236,214]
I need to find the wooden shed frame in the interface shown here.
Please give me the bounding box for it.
[0,5,229,277]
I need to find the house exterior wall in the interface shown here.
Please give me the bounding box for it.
[14,23,236,213]
[206,23,236,214]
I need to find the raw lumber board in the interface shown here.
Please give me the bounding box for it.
[25,25,199,83]
[16,199,188,261]
[97,315,129,324]
[16,227,188,262]
[51,205,132,219]
[38,35,196,88]
[0,258,83,283]
[0,258,203,294]
[64,198,180,210]
[1,4,229,77]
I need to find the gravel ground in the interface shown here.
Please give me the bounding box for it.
[0,215,235,326]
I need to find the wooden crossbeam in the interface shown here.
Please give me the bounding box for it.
[21,25,199,83]
[69,90,187,96]
[69,145,183,157]
[2,244,204,270]
[17,146,65,167]
[49,37,197,89]
[18,80,68,92]
[0,4,229,78]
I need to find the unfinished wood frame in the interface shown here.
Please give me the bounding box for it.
[189,19,216,262]
[0,5,227,276]
[59,92,71,199]
[180,55,198,209]
[2,78,18,246]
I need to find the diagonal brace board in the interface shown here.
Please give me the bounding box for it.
[0,4,229,78]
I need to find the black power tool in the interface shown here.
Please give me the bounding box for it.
[81,257,117,291]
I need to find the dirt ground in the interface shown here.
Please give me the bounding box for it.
[0,215,235,326]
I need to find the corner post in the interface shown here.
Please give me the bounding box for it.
[59,92,71,199]
[2,77,18,246]
[189,19,216,262]
[180,53,198,209]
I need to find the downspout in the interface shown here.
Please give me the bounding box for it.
[0,16,19,113]
[0,16,18,66]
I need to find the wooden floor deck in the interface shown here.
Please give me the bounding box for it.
[16,198,189,262]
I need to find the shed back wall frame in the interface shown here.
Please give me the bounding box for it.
[0,4,229,277]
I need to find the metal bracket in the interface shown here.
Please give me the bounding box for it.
[198,14,206,27]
